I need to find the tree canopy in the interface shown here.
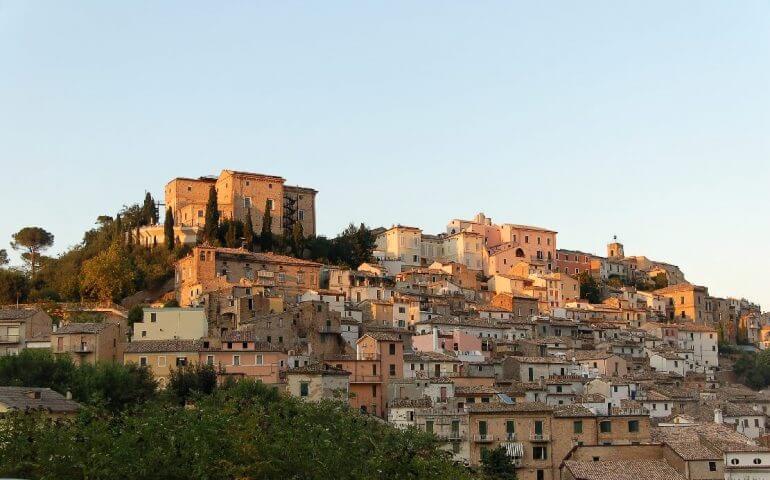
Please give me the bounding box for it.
[11,227,54,277]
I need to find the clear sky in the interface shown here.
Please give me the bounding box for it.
[1,2,768,307]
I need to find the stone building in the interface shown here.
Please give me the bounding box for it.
[164,169,317,237]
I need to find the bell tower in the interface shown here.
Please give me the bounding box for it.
[607,235,624,259]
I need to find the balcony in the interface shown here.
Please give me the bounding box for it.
[0,335,20,344]
[73,344,94,353]
[318,325,341,334]
[530,433,550,442]
[505,433,516,441]
[474,434,494,443]
[350,374,381,383]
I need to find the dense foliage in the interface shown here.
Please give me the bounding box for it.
[577,271,602,303]
[0,349,156,412]
[732,350,770,389]
[0,378,474,480]
[480,446,518,480]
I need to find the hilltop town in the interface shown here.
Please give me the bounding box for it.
[2,168,769,480]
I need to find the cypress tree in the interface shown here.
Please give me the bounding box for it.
[164,208,175,250]
[260,199,273,251]
[244,207,255,250]
[203,186,219,244]
[291,221,304,255]
[225,221,237,248]
[141,192,157,225]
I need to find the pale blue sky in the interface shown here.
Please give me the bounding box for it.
[1,2,768,307]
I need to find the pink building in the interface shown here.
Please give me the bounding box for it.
[412,327,483,357]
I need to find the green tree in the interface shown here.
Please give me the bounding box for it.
[127,305,143,331]
[168,363,218,404]
[0,379,473,480]
[652,272,668,290]
[577,271,602,303]
[164,208,175,250]
[11,226,54,277]
[141,192,158,226]
[71,361,156,412]
[260,199,273,251]
[203,185,219,244]
[226,220,238,247]
[0,269,28,305]
[81,243,135,302]
[244,207,255,250]
[291,221,304,255]
[480,446,518,480]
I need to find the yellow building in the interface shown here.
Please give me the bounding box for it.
[654,283,710,322]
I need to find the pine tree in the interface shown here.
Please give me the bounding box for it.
[203,186,219,245]
[260,199,273,251]
[244,208,255,250]
[164,208,175,251]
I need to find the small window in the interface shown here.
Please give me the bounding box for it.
[574,420,583,434]
[300,382,309,397]
[139,357,148,367]
[628,420,639,432]
[600,421,612,433]
[708,461,716,471]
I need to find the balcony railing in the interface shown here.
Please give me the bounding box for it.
[473,434,494,443]
[530,433,550,442]
[73,344,94,353]
[0,335,20,344]
[318,325,341,334]
[505,433,516,441]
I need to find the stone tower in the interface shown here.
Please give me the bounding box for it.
[607,236,624,259]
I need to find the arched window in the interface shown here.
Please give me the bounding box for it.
[515,248,525,258]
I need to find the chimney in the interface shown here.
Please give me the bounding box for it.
[714,408,723,424]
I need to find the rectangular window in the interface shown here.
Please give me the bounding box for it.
[708,461,716,472]
[158,356,167,367]
[628,420,639,432]
[506,420,515,439]
[533,446,548,460]
[206,355,214,365]
[300,382,309,397]
[233,355,241,366]
[256,354,263,365]
[574,420,583,434]
[389,364,396,376]
[176,357,188,367]
[150,312,157,322]
[139,356,148,367]
[478,421,487,436]
[600,421,612,433]
[389,343,396,355]
[267,199,274,211]
[425,420,434,434]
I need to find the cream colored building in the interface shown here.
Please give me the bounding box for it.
[134,308,208,341]
[375,225,423,268]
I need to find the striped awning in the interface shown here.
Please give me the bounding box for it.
[501,442,524,458]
